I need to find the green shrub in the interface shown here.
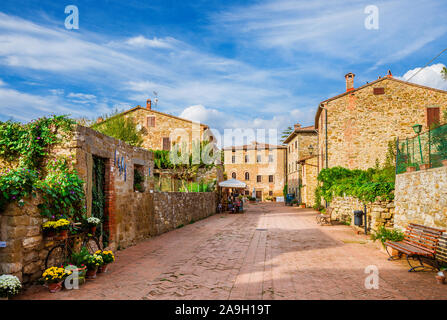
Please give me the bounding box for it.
[371,226,404,247]
[92,112,143,147]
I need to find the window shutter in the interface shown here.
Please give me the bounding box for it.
[162,137,171,151]
[147,116,155,127]
[427,107,440,128]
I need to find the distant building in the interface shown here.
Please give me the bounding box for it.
[282,124,318,205]
[315,72,447,171]
[95,99,214,152]
[223,142,286,200]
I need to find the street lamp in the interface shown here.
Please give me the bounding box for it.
[412,124,423,164]
[308,144,314,156]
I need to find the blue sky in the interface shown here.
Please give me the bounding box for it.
[1,0,447,142]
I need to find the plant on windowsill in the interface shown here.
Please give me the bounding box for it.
[405,163,418,172]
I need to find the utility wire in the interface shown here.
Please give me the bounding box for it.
[406,47,447,82]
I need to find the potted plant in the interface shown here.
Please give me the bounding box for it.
[247,196,256,203]
[85,253,104,279]
[299,203,306,208]
[97,250,115,273]
[85,216,101,234]
[0,274,21,300]
[443,159,447,167]
[42,220,57,237]
[419,163,431,170]
[436,268,446,284]
[42,266,72,293]
[406,163,417,172]
[371,226,405,255]
[68,247,90,284]
[291,199,298,207]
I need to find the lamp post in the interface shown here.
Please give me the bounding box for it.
[412,124,423,164]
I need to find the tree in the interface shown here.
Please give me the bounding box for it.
[91,109,143,147]
[281,126,294,143]
[442,66,447,80]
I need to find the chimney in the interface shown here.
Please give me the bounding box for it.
[387,70,393,78]
[96,117,103,124]
[294,123,301,130]
[345,73,355,92]
[146,99,152,110]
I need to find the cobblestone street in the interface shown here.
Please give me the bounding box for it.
[18,203,447,300]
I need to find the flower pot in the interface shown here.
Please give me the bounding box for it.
[299,204,306,208]
[86,268,98,279]
[98,264,109,273]
[48,281,63,293]
[442,159,447,167]
[406,166,416,172]
[420,163,431,170]
[45,230,56,238]
[90,226,97,234]
[435,275,445,285]
[55,230,68,240]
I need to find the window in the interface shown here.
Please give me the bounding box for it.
[245,172,250,181]
[269,175,274,183]
[232,172,236,179]
[257,175,262,183]
[427,107,440,128]
[256,191,262,199]
[245,155,249,163]
[269,154,274,163]
[257,155,262,163]
[269,191,273,196]
[373,87,385,95]
[147,116,155,127]
[245,190,250,195]
[232,155,236,164]
[162,137,171,151]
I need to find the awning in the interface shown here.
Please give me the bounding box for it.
[218,179,247,188]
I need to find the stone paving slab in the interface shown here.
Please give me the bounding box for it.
[17,203,447,300]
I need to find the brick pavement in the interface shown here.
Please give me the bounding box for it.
[17,203,447,300]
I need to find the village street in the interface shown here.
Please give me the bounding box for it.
[18,203,447,300]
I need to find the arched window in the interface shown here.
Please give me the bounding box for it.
[245,172,250,181]
[231,172,236,179]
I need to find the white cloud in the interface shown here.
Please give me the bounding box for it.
[398,63,447,91]
[125,36,174,48]
[67,92,97,104]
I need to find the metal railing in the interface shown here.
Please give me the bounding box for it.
[396,124,447,174]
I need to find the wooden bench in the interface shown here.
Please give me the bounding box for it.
[385,223,445,272]
[316,207,332,226]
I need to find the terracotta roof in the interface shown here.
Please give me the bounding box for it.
[282,125,317,144]
[314,76,447,129]
[223,141,286,151]
[95,106,208,128]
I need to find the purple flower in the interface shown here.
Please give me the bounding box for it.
[36,137,40,140]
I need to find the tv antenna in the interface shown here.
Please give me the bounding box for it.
[153,91,158,107]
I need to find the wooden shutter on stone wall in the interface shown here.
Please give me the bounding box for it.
[162,137,171,151]
[427,107,440,128]
[147,116,155,127]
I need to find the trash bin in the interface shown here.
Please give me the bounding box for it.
[354,210,363,226]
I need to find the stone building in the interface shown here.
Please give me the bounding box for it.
[282,124,317,205]
[315,72,447,171]
[95,99,214,152]
[223,142,286,200]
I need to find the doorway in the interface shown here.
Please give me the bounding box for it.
[92,155,109,247]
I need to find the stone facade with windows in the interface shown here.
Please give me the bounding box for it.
[223,142,286,200]
[95,100,213,152]
[315,73,447,172]
[283,124,318,204]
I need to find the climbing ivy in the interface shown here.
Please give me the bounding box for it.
[0,115,86,220]
[315,166,395,205]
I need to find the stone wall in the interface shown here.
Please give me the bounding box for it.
[394,166,447,230]
[0,125,217,284]
[153,192,216,234]
[330,196,394,231]
[317,77,447,171]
